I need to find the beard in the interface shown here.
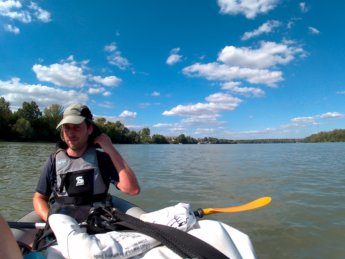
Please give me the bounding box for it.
[66,137,88,152]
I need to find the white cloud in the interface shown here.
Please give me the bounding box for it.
[0,0,31,23]
[88,87,105,94]
[290,116,316,124]
[33,56,122,90]
[139,102,161,108]
[223,111,345,139]
[217,0,279,19]
[163,92,242,116]
[104,43,116,52]
[218,41,304,69]
[104,42,130,70]
[33,58,87,87]
[103,91,111,96]
[0,0,21,10]
[183,62,282,86]
[241,20,281,40]
[154,114,224,136]
[119,110,137,118]
[287,17,301,29]
[166,48,183,65]
[290,112,344,125]
[336,90,345,95]
[0,78,88,110]
[153,123,186,134]
[194,128,217,135]
[0,0,51,25]
[308,27,320,35]
[96,102,115,109]
[151,91,160,97]
[318,112,344,119]
[222,81,265,97]
[166,54,182,65]
[224,127,279,139]
[181,114,223,126]
[183,41,305,87]
[4,24,20,34]
[153,123,174,128]
[28,2,51,22]
[299,2,309,13]
[92,75,122,87]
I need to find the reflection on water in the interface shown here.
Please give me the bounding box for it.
[1,142,345,259]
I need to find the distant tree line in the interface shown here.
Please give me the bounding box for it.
[0,98,199,144]
[0,98,161,144]
[1,97,344,144]
[0,98,61,142]
[303,129,345,143]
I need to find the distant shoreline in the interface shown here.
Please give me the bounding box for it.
[2,128,345,144]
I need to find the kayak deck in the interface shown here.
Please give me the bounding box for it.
[11,196,256,259]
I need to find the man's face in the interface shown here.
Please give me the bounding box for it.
[62,122,92,151]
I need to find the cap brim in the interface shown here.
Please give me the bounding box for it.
[56,115,86,129]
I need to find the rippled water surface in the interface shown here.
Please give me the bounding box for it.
[1,142,344,259]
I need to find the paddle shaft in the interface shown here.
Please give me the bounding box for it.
[8,221,46,229]
[9,196,272,228]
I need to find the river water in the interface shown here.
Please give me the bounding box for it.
[0,142,344,259]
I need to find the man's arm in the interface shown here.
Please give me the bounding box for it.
[33,154,54,221]
[33,192,50,221]
[94,133,140,195]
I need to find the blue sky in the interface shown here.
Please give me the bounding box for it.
[1,0,344,139]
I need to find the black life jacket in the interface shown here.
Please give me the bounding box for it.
[53,147,109,206]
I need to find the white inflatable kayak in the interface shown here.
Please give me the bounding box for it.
[11,196,257,259]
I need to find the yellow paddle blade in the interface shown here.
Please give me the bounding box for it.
[202,196,272,216]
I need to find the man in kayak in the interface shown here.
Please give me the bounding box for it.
[32,103,140,222]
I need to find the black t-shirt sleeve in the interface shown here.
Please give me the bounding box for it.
[35,154,55,197]
[97,151,119,184]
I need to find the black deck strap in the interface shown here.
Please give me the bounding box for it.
[113,209,229,259]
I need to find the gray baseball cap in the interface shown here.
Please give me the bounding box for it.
[56,104,94,129]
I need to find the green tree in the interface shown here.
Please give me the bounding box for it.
[0,97,12,138]
[175,134,188,144]
[95,117,107,126]
[139,128,151,143]
[304,129,345,142]
[102,121,131,143]
[16,101,42,122]
[127,130,141,144]
[94,117,107,134]
[12,118,34,139]
[115,121,130,143]
[42,104,64,140]
[44,104,63,123]
[152,134,169,144]
[186,135,198,144]
[0,97,11,116]
[95,117,107,128]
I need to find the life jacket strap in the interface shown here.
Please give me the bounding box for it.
[54,193,108,206]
